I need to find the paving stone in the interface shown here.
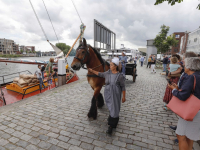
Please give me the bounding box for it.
[69,145,83,150]
[16,140,29,148]
[48,137,59,145]
[15,147,25,150]
[80,142,94,150]
[26,144,38,150]
[4,128,15,134]
[60,130,71,136]
[93,140,107,147]
[118,137,133,144]
[58,135,70,143]
[21,128,32,134]
[47,132,59,138]
[38,141,52,149]
[105,144,120,150]
[157,142,173,149]
[4,143,17,150]
[57,141,71,149]
[12,131,24,138]
[68,133,81,140]
[0,139,9,146]
[49,145,64,150]
[29,131,40,138]
[29,138,40,145]
[8,137,19,144]
[142,138,156,145]
[112,140,126,147]
[133,141,148,148]
[94,147,104,150]
[20,134,32,141]
[31,126,40,131]
[39,134,49,141]
[80,136,94,144]
[1,133,11,139]
[68,138,81,146]
[127,144,142,150]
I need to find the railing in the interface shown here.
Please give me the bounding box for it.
[0,70,32,86]
[21,80,47,99]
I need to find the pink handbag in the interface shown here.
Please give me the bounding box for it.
[167,76,200,121]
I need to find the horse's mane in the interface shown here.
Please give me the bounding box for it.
[77,43,110,66]
[88,44,110,66]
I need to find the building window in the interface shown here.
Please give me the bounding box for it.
[175,35,180,38]
[194,38,197,42]
[174,49,178,52]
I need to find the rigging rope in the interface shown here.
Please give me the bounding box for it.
[71,0,83,23]
[42,0,60,43]
[29,0,48,41]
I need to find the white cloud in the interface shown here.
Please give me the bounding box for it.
[0,0,199,51]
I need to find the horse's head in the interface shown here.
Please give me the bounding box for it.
[71,38,90,70]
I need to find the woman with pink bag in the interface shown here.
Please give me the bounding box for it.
[168,57,200,150]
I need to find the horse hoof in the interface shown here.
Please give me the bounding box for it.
[87,113,97,120]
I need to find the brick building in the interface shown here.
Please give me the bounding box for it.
[165,32,185,55]
[19,45,35,53]
[180,31,189,54]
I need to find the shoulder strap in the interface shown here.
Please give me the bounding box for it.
[192,75,196,92]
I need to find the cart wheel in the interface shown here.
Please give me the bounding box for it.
[133,68,136,82]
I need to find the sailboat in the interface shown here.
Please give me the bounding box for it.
[0,0,85,107]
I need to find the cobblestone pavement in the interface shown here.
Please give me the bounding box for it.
[0,65,199,150]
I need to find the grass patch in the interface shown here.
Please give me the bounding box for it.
[0,54,22,58]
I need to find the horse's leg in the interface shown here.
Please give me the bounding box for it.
[97,92,104,108]
[87,88,100,120]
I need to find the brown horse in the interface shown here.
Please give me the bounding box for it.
[71,38,110,120]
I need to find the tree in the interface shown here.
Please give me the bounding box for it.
[154,0,200,10]
[153,25,178,54]
[68,48,76,56]
[56,43,71,56]
[20,49,23,54]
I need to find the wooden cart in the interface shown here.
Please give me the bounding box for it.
[125,63,137,82]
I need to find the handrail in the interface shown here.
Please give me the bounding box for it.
[0,70,32,85]
[0,70,32,78]
[22,80,47,99]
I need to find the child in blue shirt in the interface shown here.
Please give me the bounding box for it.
[169,57,180,72]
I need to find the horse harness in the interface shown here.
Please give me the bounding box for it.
[73,45,106,77]
[74,45,90,68]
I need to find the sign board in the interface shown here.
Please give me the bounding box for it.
[94,19,116,50]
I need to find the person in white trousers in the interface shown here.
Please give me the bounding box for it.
[151,55,156,73]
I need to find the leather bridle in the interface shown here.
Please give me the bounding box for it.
[74,45,90,68]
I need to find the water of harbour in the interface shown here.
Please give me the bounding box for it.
[0,56,90,84]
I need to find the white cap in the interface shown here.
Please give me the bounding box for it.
[112,57,119,66]
[122,51,126,55]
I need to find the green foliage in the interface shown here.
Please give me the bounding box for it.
[68,48,76,56]
[20,49,23,54]
[56,43,71,56]
[0,54,21,58]
[153,25,178,54]
[154,0,200,10]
